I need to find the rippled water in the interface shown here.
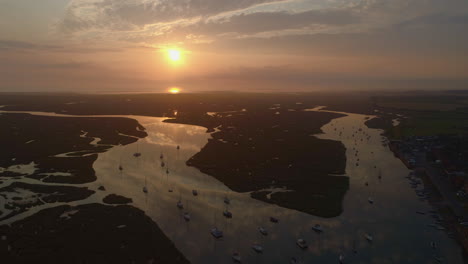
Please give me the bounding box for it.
[0,110,463,264]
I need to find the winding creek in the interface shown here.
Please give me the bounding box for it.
[0,109,463,263]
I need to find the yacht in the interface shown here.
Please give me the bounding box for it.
[270,217,279,223]
[296,239,308,249]
[365,233,373,242]
[258,227,268,236]
[143,186,148,193]
[210,227,223,239]
[183,212,191,222]
[232,252,241,263]
[177,200,184,209]
[252,244,263,253]
[192,190,198,196]
[368,197,374,204]
[312,224,323,233]
[339,254,345,264]
[133,152,141,158]
[223,210,233,218]
[224,197,230,205]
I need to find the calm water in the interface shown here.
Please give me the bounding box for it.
[0,109,463,263]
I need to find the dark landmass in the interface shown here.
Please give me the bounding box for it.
[185,110,348,217]
[0,203,189,264]
[0,113,147,184]
[0,182,94,221]
[0,92,375,118]
[103,194,133,204]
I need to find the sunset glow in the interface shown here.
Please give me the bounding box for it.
[167,49,181,62]
[169,87,181,94]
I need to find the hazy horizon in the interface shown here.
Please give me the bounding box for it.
[1,0,468,92]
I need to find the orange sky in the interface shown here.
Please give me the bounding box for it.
[0,0,467,92]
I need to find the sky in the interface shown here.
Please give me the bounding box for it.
[0,0,467,92]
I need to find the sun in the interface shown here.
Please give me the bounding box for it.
[169,87,181,94]
[167,49,181,62]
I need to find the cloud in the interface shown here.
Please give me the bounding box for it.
[174,9,360,36]
[0,39,123,54]
[397,13,468,28]
[56,0,287,33]
[0,40,60,51]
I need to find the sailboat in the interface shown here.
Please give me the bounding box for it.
[258,227,268,236]
[143,170,148,193]
[252,244,263,253]
[296,238,308,249]
[312,224,323,233]
[133,143,142,157]
[177,191,184,209]
[232,252,242,263]
[211,227,223,239]
[223,209,233,218]
[177,200,184,209]
[339,254,345,264]
[118,157,123,171]
[183,212,191,221]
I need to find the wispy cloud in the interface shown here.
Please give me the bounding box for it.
[0,40,60,51]
[56,0,288,34]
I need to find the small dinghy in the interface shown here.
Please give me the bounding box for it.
[211,227,223,239]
